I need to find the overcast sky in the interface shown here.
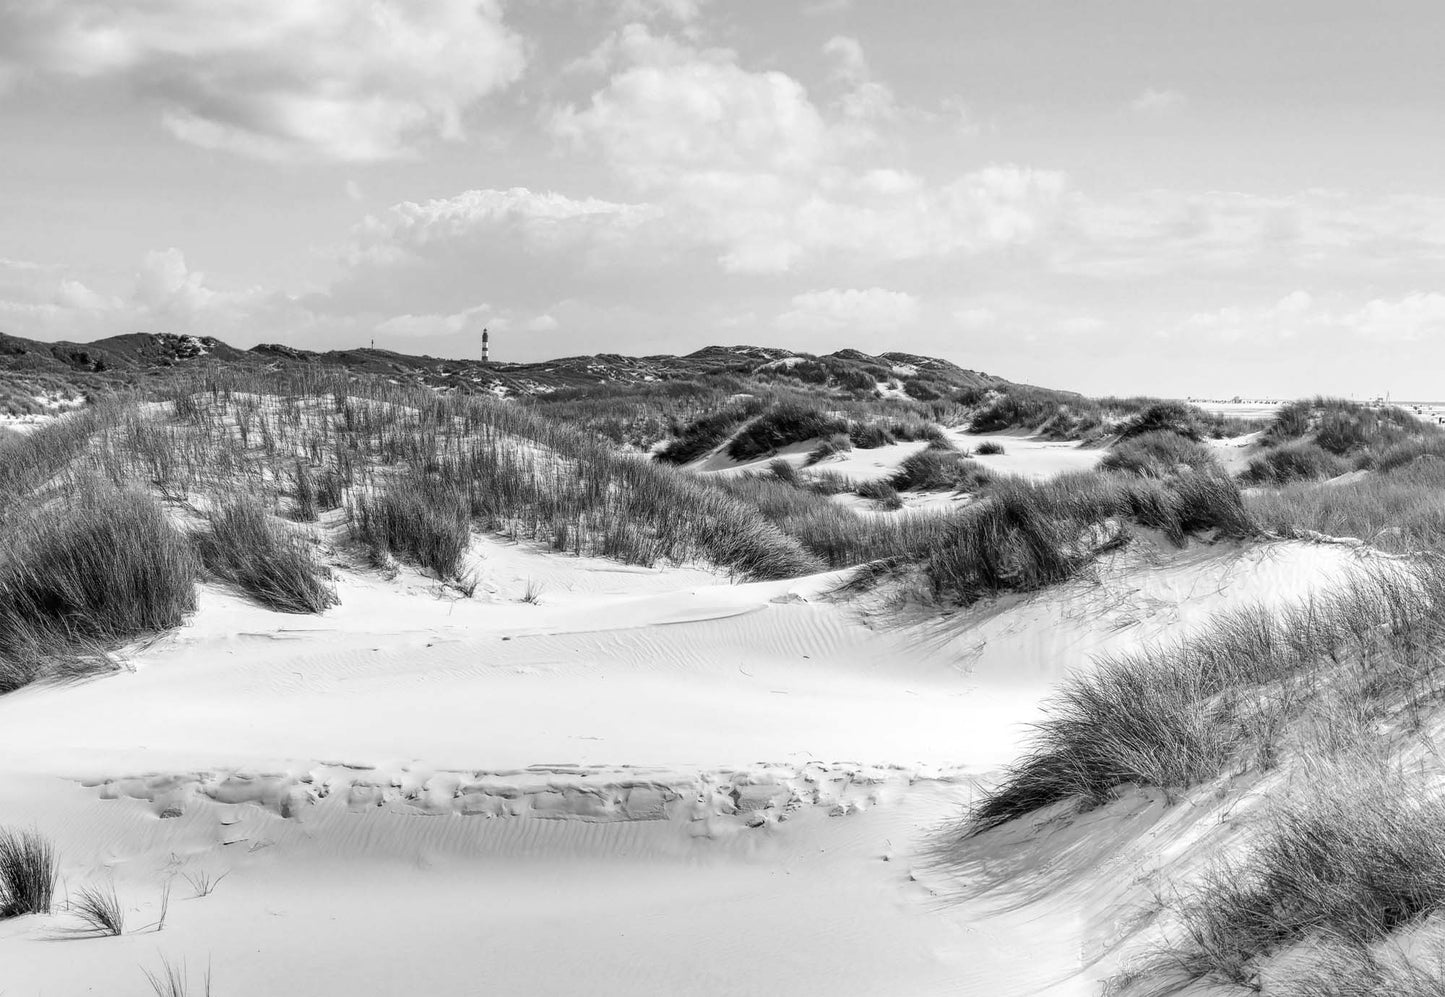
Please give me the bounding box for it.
[3,1,1445,397]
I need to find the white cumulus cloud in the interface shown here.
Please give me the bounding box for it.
[0,0,526,161]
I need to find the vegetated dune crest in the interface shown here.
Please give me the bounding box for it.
[0,518,1378,996]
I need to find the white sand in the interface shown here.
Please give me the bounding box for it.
[0,525,1378,996]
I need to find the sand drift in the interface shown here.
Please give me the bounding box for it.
[0,533,1373,996]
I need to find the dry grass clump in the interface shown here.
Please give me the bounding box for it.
[726,403,849,461]
[1115,401,1210,442]
[890,448,992,492]
[1377,435,1445,473]
[71,881,124,936]
[964,566,1445,835]
[1278,942,1445,997]
[766,458,800,486]
[0,401,121,511]
[802,469,856,496]
[1243,439,1351,484]
[654,397,765,464]
[711,472,949,567]
[848,422,894,449]
[194,496,337,614]
[351,479,470,580]
[856,479,904,510]
[144,957,213,997]
[1247,459,1445,552]
[974,440,1006,456]
[0,480,197,691]
[965,386,1255,442]
[1129,769,1445,995]
[1100,430,1219,477]
[924,470,1253,606]
[0,829,56,918]
[1266,397,1424,455]
[804,433,852,465]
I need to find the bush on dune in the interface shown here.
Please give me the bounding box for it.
[964,565,1445,836]
[0,828,56,918]
[1264,397,1427,457]
[848,422,894,449]
[1115,401,1208,442]
[654,400,763,464]
[1100,430,1219,477]
[1247,458,1445,552]
[804,433,852,466]
[1135,769,1445,995]
[889,448,992,492]
[1242,440,1350,484]
[924,470,1254,607]
[0,481,197,692]
[726,403,849,461]
[350,478,471,580]
[1376,435,1445,473]
[923,474,1126,605]
[195,496,337,614]
[857,478,904,510]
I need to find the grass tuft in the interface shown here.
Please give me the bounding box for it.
[1132,769,1445,994]
[351,479,470,580]
[144,956,212,997]
[890,448,991,492]
[0,828,56,918]
[0,480,197,692]
[1242,440,1350,484]
[1100,430,1219,477]
[72,881,125,936]
[727,403,848,461]
[194,496,337,614]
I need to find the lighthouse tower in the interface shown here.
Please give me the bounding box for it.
[481,327,489,365]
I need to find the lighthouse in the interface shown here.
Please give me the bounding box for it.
[481,327,489,365]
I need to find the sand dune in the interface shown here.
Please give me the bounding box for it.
[0,529,1374,995]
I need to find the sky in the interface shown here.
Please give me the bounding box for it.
[3,0,1445,398]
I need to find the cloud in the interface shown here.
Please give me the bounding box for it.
[1175,289,1445,346]
[0,0,526,161]
[550,29,1066,273]
[617,0,710,24]
[341,187,659,273]
[0,258,123,338]
[1129,88,1187,114]
[374,304,492,339]
[822,36,869,85]
[776,287,920,333]
[1059,188,1445,279]
[551,32,830,185]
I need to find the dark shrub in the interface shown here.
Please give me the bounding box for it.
[195,496,337,614]
[890,449,992,492]
[1101,430,1219,477]
[1116,401,1206,441]
[727,404,849,462]
[1243,441,1350,484]
[804,433,853,466]
[849,422,895,449]
[857,479,904,510]
[351,479,470,579]
[0,829,56,918]
[0,482,198,691]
